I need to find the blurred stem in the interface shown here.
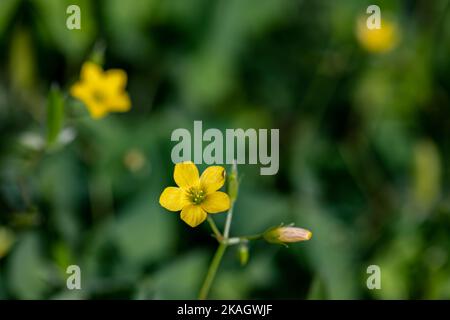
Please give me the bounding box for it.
[198,242,227,300]
[223,201,234,239]
[199,201,235,299]
[199,163,238,299]
[241,233,263,241]
[223,162,238,238]
[224,234,262,245]
[207,216,222,240]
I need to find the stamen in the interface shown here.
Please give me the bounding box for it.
[92,90,105,103]
[187,187,206,205]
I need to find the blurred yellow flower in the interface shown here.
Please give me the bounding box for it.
[356,18,399,53]
[70,62,131,119]
[159,161,231,227]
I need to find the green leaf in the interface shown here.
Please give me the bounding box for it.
[151,251,208,299]
[46,85,65,147]
[295,197,359,299]
[33,0,97,61]
[307,276,327,300]
[6,232,51,299]
[113,188,176,266]
[9,27,36,92]
[232,188,290,235]
[0,0,20,36]
[212,253,275,299]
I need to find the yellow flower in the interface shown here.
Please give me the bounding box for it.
[159,161,231,227]
[356,18,399,53]
[70,62,131,119]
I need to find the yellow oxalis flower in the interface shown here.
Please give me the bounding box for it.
[159,161,231,227]
[356,18,399,53]
[70,62,131,119]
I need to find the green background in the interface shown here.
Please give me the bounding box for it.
[0,0,450,299]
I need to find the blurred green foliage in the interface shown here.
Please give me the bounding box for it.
[1,0,450,299]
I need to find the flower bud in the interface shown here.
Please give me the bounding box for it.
[263,225,312,246]
[227,162,239,202]
[238,243,249,266]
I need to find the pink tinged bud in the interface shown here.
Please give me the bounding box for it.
[277,227,312,243]
[263,225,312,245]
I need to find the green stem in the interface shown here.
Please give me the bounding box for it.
[199,163,238,300]
[207,216,222,240]
[223,202,234,239]
[199,202,235,299]
[225,234,262,245]
[198,242,227,300]
[242,233,263,241]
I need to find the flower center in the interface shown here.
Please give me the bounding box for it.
[187,187,206,205]
[92,90,106,103]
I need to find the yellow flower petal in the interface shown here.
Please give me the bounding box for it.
[80,62,103,83]
[70,83,90,101]
[159,187,187,211]
[180,205,207,227]
[201,191,230,214]
[174,161,199,189]
[89,106,108,118]
[105,69,127,91]
[71,82,109,118]
[109,93,131,112]
[81,98,108,119]
[200,166,226,194]
[71,62,132,119]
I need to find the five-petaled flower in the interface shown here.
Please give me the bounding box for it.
[70,62,131,119]
[159,161,231,227]
[356,18,399,53]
